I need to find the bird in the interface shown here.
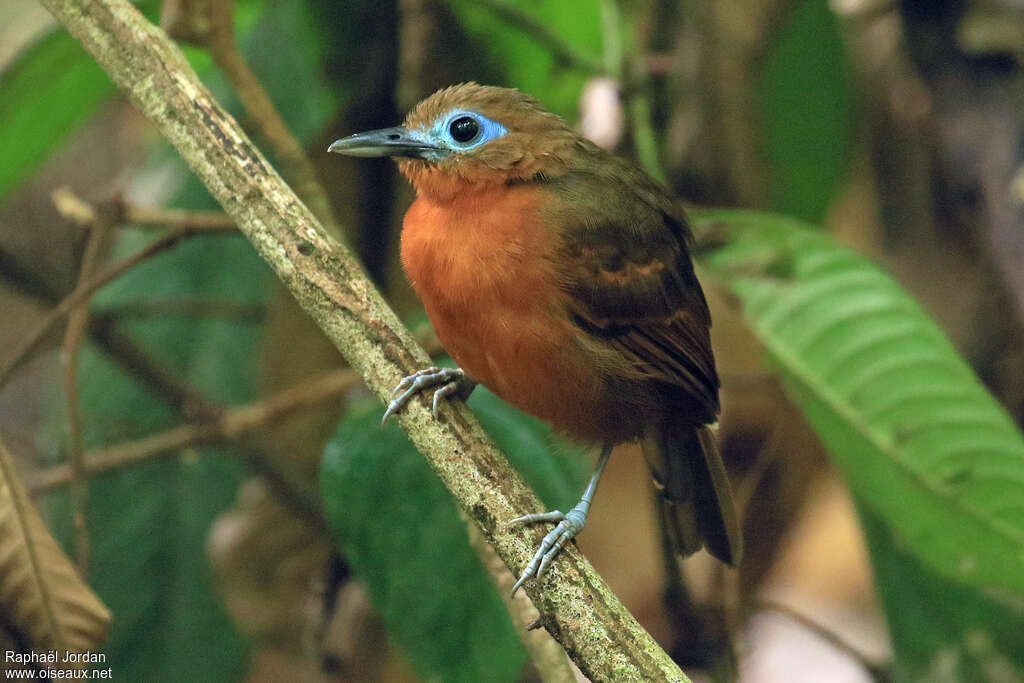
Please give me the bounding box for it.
[328,83,741,595]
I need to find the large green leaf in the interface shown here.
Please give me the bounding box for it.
[44,232,262,681]
[321,385,588,683]
[692,209,1024,667]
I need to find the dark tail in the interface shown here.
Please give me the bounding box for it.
[642,423,742,566]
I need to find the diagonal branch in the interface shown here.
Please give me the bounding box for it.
[35,1,688,680]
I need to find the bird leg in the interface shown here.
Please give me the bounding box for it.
[509,442,613,596]
[381,366,476,426]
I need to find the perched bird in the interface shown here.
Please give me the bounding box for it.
[329,83,741,594]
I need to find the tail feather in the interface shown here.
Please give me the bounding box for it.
[642,423,742,566]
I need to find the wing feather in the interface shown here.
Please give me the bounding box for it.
[548,168,719,421]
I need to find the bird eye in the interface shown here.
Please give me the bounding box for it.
[449,116,480,144]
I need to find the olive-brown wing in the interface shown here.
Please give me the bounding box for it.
[556,209,719,423]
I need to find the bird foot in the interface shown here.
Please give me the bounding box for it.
[508,502,590,596]
[381,366,475,426]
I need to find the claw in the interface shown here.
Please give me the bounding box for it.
[509,509,584,596]
[381,366,475,426]
[509,511,566,526]
[509,443,614,596]
[432,381,460,416]
[391,366,440,397]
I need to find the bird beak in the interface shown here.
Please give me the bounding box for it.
[327,126,443,159]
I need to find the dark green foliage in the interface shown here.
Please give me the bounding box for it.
[448,0,602,119]
[0,1,164,202]
[757,0,854,223]
[44,232,264,681]
[45,346,251,682]
[19,1,341,679]
[0,32,115,202]
[860,504,1024,682]
[321,386,588,683]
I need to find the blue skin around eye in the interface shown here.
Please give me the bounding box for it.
[410,110,508,160]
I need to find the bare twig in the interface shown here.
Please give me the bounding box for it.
[165,0,342,237]
[121,203,236,230]
[29,368,358,494]
[38,1,689,678]
[0,227,209,391]
[61,217,113,573]
[0,234,232,423]
[600,0,665,182]
[754,599,892,682]
[232,442,328,535]
[53,186,236,231]
[464,0,606,75]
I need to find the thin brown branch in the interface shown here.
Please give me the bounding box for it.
[232,441,328,535]
[38,2,689,678]
[121,203,237,230]
[53,186,237,231]
[61,219,113,573]
[754,599,892,682]
[210,43,334,227]
[0,227,208,391]
[464,0,606,74]
[175,0,342,236]
[0,241,229,422]
[64,319,328,532]
[29,368,358,494]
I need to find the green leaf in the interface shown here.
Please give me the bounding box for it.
[692,209,1024,638]
[0,31,115,203]
[448,0,602,119]
[859,502,1024,682]
[0,1,164,204]
[756,0,853,223]
[321,386,588,683]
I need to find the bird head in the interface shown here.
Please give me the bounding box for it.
[328,83,582,198]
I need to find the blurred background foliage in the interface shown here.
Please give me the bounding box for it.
[1,0,1023,681]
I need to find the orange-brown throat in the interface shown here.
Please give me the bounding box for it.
[397,159,508,202]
